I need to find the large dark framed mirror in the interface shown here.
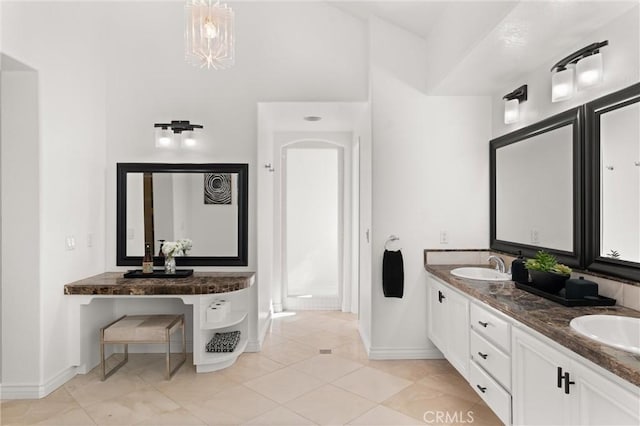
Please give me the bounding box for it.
[490,107,584,268]
[586,83,640,282]
[117,163,248,266]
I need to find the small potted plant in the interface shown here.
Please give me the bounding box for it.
[525,251,572,294]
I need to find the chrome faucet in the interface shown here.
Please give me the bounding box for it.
[487,255,507,273]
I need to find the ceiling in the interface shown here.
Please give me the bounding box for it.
[330,1,452,39]
[263,1,638,131]
[329,0,639,95]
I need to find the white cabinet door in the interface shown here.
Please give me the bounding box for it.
[427,278,447,352]
[426,275,469,379]
[572,360,640,426]
[446,287,469,378]
[513,327,640,426]
[512,328,573,426]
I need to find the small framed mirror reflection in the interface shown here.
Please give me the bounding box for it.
[586,83,640,281]
[490,107,584,267]
[116,163,248,266]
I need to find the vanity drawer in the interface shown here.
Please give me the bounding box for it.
[470,360,511,426]
[470,330,511,391]
[470,303,511,353]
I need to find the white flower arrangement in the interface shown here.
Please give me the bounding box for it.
[162,238,193,257]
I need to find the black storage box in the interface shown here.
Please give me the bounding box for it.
[564,276,598,299]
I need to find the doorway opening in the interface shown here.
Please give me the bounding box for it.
[282,142,344,310]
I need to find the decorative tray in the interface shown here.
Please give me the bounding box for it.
[123,269,194,279]
[514,282,616,307]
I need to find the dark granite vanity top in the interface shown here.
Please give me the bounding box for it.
[425,264,640,388]
[64,272,255,295]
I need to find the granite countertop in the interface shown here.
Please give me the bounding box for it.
[425,264,640,388]
[64,272,255,295]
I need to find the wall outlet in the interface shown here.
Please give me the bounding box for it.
[65,235,76,250]
[87,233,94,247]
[531,229,539,244]
[440,230,449,244]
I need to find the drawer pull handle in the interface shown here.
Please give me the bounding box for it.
[478,321,489,328]
[557,367,564,388]
[563,372,575,394]
[476,385,487,393]
[477,351,488,359]
[438,290,446,303]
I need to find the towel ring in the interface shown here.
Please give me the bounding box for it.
[385,235,401,251]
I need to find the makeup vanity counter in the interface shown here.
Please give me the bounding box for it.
[64,271,254,295]
[65,272,256,374]
[425,264,639,426]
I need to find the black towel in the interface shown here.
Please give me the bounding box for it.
[383,249,404,298]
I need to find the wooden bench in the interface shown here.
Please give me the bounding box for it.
[100,314,186,380]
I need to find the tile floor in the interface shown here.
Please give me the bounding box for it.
[1,311,501,425]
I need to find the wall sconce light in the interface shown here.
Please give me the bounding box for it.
[154,120,203,148]
[503,84,527,124]
[551,40,608,102]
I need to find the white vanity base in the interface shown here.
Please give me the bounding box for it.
[67,287,257,375]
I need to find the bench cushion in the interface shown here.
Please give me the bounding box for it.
[103,315,181,342]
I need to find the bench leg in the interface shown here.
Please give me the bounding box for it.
[166,328,171,380]
[165,315,186,380]
[101,343,128,381]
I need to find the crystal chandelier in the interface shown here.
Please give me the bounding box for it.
[185,0,235,70]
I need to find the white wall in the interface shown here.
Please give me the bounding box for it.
[492,6,640,138]
[356,106,373,348]
[1,57,41,389]
[256,104,275,337]
[369,17,491,358]
[103,1,368,271]
[1,2,112,396]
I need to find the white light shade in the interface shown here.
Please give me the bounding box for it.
[155,128,174,148]
[182,131,197,148]
[552,67,575,102]
[576,53,603,90]
[185,0,235,70]
[504,99,519,124]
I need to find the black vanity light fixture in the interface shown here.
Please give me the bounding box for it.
[551,40,608,103]
[154,120,203,148]
[503,84,527,124]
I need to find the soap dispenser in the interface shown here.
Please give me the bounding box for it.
[511,251,528,284]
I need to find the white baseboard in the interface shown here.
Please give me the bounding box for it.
[0,366,78,400]
[272,302,283,313]
[368,346,444,360]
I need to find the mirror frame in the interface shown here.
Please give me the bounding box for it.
[490,107,584,268]
[116,162,249,267]
[585,83,640,282]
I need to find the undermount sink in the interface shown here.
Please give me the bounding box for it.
[450,267,511,282]
[570,315,640,355]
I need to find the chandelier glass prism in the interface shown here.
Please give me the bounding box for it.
[185,0,235,70]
